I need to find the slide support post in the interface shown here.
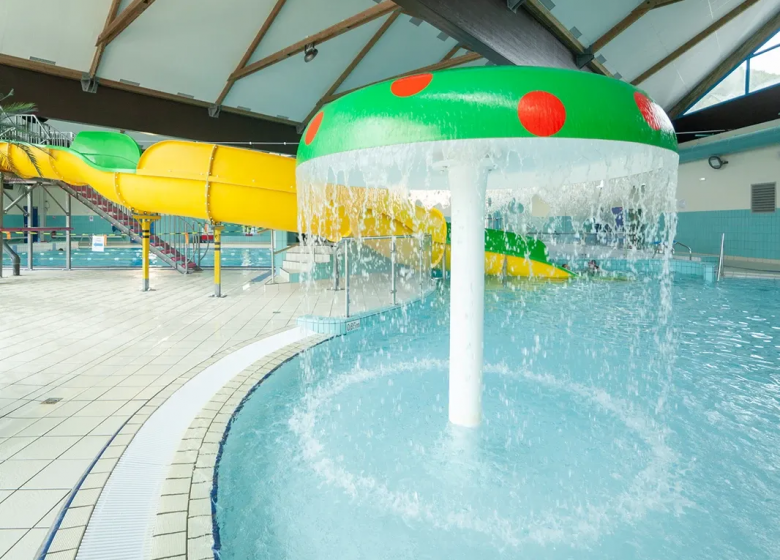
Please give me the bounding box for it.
[214,225,223,297]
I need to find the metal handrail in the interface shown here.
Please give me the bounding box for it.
[717,233,725,281]
[336,233,433,317]
[673,241,693,260]
[0,113,74,147]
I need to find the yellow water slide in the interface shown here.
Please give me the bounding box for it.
[0,132,570,278]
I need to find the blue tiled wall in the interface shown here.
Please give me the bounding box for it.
[676,210,780,259]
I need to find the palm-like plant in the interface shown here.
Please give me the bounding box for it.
[0,90,44,177]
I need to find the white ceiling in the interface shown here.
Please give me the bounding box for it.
[549,0,780,108]
[0,0,776,129]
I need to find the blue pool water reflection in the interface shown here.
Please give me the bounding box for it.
[216,278,780,560]
[1,247,270,268]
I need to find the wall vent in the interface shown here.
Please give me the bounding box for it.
[596,54,607,64]
[751,183,776,213]
[569,26,582,39]
[237,106,252,112]
[409,16,422,26]
[539,0,555,10]
[30,56,56,65]
[119,79,140,86]
[177,92,195,99]
[614,72,623,80]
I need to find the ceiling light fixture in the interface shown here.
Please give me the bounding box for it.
[304,43,318,63]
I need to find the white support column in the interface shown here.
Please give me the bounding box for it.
[447,163,488,428]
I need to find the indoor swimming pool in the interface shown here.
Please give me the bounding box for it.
[215,277,780,560]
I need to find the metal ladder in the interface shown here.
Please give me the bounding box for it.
[58,182,201,273]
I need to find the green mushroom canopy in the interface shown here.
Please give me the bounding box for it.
[298,67,676,179]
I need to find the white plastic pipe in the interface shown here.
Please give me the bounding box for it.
[447,163,488,428]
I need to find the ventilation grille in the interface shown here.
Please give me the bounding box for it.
[409,16,422,26]
[751,183,776,213]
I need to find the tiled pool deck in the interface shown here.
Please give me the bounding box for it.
[0,269,345,559]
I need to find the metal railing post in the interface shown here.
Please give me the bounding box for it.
[65,192,72,271]
[717,233,725,281]
[344,238,350,317]
[391,236,397,305]
[26,186,33,271]
[419,235,424,297]
[270,230,276,284]
[332,244,340,290]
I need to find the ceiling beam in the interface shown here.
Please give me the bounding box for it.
[589,0,684,55]
[631,0,762,85]
[522,0,611,75]
[301,10,401,128]
[440,44,462,61]
[95,0,157,46]
[89,0,123,77]
[214,0,288,108]
[325,51,481,103]
[0,58,301,154]
[232,0,397,82]
[669,10,780,118]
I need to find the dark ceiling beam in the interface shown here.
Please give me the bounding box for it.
[631,0,762,85]
[589,0,684,55]
[214,0,288,109]
[325,52,482,103]
[669,10,780,118]
[232,1,397,82]
[392,0,599,72]
[95,0,156,46]
[0,60,300,154]
[301,10,401,128]
[523,0,610,75]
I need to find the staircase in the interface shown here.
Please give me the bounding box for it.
[58,182,200,273]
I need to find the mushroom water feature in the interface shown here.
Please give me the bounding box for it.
[296,66,678,428]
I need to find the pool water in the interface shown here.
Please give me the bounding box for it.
[1,247,270,268]
[216,277,780,560]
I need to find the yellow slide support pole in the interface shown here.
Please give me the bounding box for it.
[135,214,159,292]
[213,225,223,298]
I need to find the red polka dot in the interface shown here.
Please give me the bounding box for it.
[517,91,566,137]
[634,91,663,131]
[305,111,324,145]
[391,73,433,97]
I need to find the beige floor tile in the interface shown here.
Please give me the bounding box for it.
[0,459,51,489]
[23,459,91,490]
[55,436,107,461]
[2,527,47,559]
[46,417,104,437]
[10,436,80,461]
[0,437,37,462]
[0,529,26,557]
[73,400,126,417]
[0,490,67,527]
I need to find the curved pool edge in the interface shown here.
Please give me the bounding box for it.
[49,327,326,560]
